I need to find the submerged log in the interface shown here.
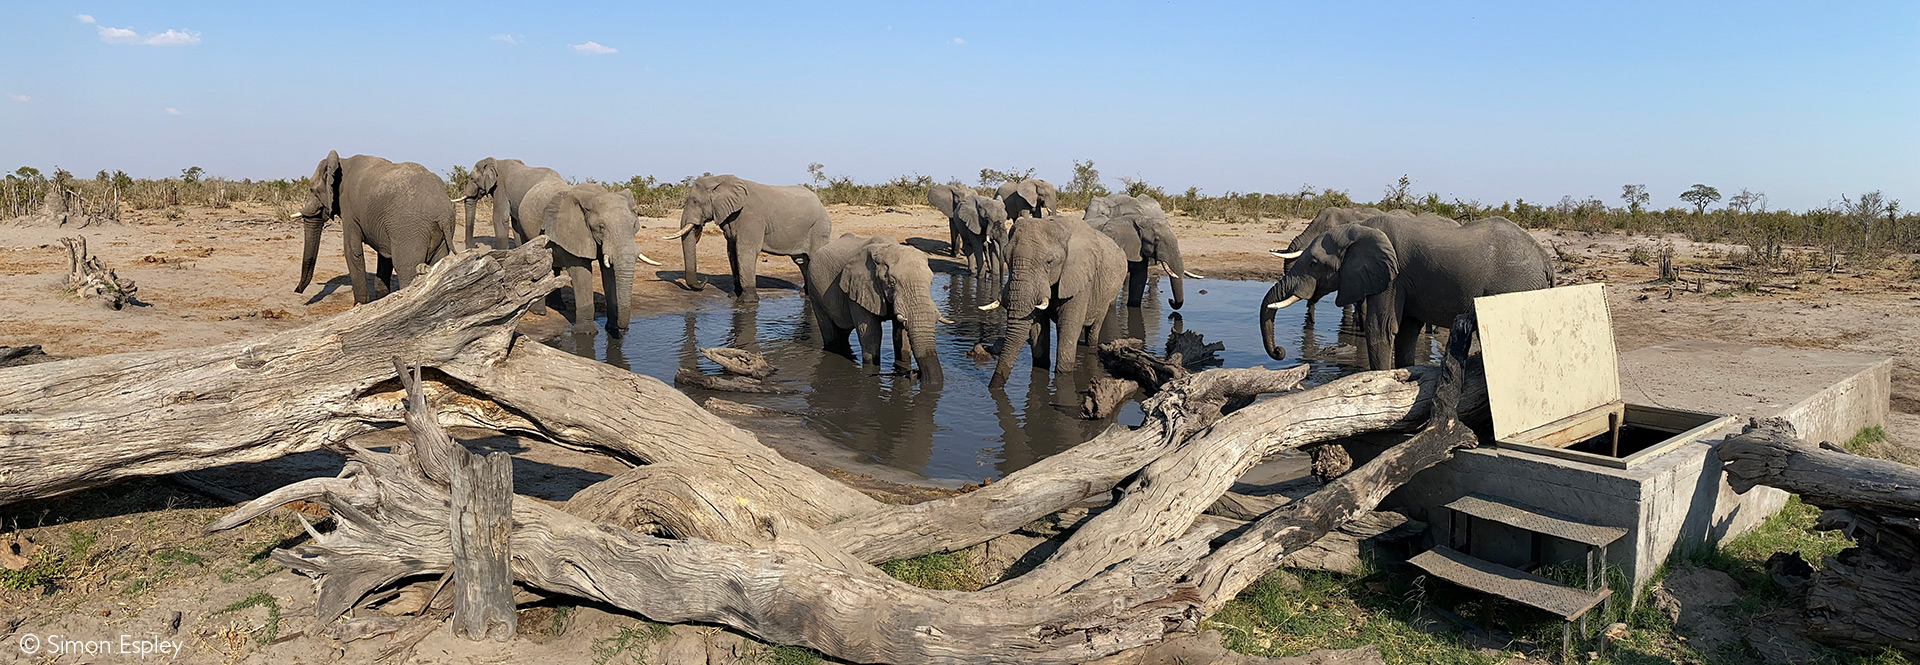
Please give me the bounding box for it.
[1718,418,1920,656]
[673,368,789,393]
[700,347,775,378]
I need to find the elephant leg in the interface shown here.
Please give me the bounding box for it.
[1031,313,1053,370]
[1361,294,1401,371]
[1125,261,1148,308]
[948,218,962,257]
[854,316,882,366]
[730,235,762,302]
[375,254,395,298]
[494,199,513,250]
[891,322,912,374]
[1394,318,1426,368]
[343,223,371,304]
[565,260,597,335]
[1054,299,1089,373]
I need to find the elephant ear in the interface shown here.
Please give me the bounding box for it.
[616,188,637,212]
[542,186,599,259]
[1331,225,1397,308]
[318,150,343,215]
[1106,215,1145,262]
[1054,220,1094,301]
[957,198,983,235]
[839,245,890,315]
[473,158,497,193]
[1018,181,1040,206]
[707,176,749,224]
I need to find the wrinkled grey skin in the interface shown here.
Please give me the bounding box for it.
[995,179,1059,220]
[1260,215,1554,369]
[1085,194,1194,309]
[518,182,644,336]
[668,175,832,302]
[988,213,1126,388]
[803,233,944,382]
[458,157,562,250]
[953,194,1011,277]
[1276,208,1443,322]
[294,151,457,304]
[926,184,977,257]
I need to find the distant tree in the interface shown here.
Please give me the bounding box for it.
[806,162,826,186]
[1118,176,1163,199]
[180,166,205,184]
[446,165,471,195]
[977,167,1035,188]
[1066,159,1108,198]
[111,170,133,190]
[1620,184,1650,214]
[1727,189,1766,214]
[1679,184,1720,214]
[1382,174,1412,209]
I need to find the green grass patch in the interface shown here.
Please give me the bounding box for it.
[877,550,981,591]
[1203,568,1508,664]
[592,622,673,665]
[760,644,825,665]
[0,530,97,591]
[212,591,282,645]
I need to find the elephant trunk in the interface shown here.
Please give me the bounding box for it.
[990,315,1032,389]
[463,198,478,248]
[1259,281,1287,361]
[1164,248,1188,310]
[678,208,704,291]
[295,218,324,293]
[603,260,634,336]
[903,300,942,384]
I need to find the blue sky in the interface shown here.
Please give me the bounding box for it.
[2,1,1915,211]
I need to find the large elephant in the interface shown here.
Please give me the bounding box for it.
[995,179,1058,220]
[926,184,977,257]
[293,151,457,304]
[803,233,947,380]
[517,182,658,336]
[1084,194,1202,309]
[664,175,832,302]
[953,194,1010,277]
[982,214,1126,388]
[455,157,562,249]
[1260,215,1554,369]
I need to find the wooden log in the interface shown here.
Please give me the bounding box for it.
[60,235,137,309]
[1717,417,1920,656]
[700,347,775,378]
[446,406,516,640]
[673,368,789,393]
[1080,377,1137,419]
[1163,329,1225,371]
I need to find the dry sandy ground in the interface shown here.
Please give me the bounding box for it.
[1,202,1915,664]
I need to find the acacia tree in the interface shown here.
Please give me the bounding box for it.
[1727,189,1767,214]
[1620,184,1650,215]
[1680,183,1721,215]
[1066,159,1109,199]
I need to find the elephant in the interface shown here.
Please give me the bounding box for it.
[664,174,833,302]
[1260,215,1554,369]
[995,179,1058,220]
[1084,194,1202,309]
[803,233,947,380]
[293,151,457,304]
[926,184,977,257]
[517,181,659,336]
[454,157,562,249]
[1269,207,1444,321]
[981,213,1126,388]
[953,194,1011,277]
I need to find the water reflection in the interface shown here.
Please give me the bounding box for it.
[551,272,1442,481]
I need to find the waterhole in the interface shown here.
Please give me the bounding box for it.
[552,273,1444,482]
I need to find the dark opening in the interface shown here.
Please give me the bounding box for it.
[1564,424,1674,458]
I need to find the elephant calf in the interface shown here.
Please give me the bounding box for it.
[1085,194,1202,309]
[293,151,457,304]
[665,175,832,302]
[983,214,1126,388]
[803,233,947,380]
[1261,214,1553,369]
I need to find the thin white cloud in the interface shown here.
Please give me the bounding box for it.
[490,33,516,45]
[570,41,616,55]
[164,107,181,115]
[952,37,965,45]
[6,94,29,103]
[76,14,95,24]
[96,23,202,45]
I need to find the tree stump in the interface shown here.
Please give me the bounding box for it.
[441,358,517,643]
[60,236,137,309]
[700,347,774,378]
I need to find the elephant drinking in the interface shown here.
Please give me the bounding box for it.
[1085,194,1201,309]
[983,214,1126,388]
[803,233,947,381]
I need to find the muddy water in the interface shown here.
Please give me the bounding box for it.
[554,274,1443,482]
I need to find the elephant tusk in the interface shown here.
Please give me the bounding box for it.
[1034,296,1050,311]
[1184,270,1205,279]
[450,197,466,203]
[288,212,302,220]
[1271,249,1303,260]
[1267,296,1301,310]
[977,300,1001,311]
[662,224,696,240]
[636,251,663,266]
[938,315,956,324]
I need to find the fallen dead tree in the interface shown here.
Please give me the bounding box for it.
[3,240,1488,663]
[701,346,775,378]
[1719,418,1920,657]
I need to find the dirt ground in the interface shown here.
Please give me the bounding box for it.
[2,202,1915,664]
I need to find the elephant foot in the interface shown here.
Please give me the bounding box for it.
[571,322,599,336]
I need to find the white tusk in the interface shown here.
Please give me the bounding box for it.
[1271,249,1303,260]
[1034,296,1050,311]
[662,224,696,240]
[938,315,956,324]
[977,301,1001,311]
[450,197,466,203]
[1184,270,1205,279]
[1266,296,1301,310]
[636,251,663,266]
[288,212,302,220]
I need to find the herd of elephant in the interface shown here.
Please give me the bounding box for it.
[289,152,1556,393]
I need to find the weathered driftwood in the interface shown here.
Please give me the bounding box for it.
[0,345,62,368]
[674,368,789,393]
[441,367,516,643]
[1718,417,1920,656]
[700,347,775,378]
[1163,328,1225,370]
[60,236,137,309]
[1080,377,1137,419]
